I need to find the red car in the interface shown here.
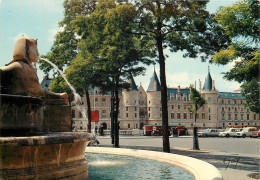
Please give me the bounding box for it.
[252,130,260,138]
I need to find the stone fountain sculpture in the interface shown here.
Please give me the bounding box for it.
[0,37,94,179]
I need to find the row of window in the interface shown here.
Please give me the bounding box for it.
[221,107,249,112]
[91,96,245,107]
[223,122,257,127]
[186,122,258,127]
[93,98,147,107]
[73,107,257,120]
[169,113,210,120]
[222,114,257,120]
[127,123,139,129]
[126,107,138,111]
[169,93,188,101]
[220,99,244,105]
[125,99,145,105]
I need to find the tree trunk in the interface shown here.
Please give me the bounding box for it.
[156,34,170,153]
[193,112,199,150]
[85,90,91,133]
[193,127,199,150]
[110,90,114,144]
[114,77,120,148]
[155,0,170,153]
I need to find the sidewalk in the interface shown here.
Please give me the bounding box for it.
[93,136,259,180]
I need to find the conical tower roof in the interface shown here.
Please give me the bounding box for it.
[203,67,213,91]
[147,68,161,92]
[129,73,138,90]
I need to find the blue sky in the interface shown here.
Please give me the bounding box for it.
[0,0,240,92]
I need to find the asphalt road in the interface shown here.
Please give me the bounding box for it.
[97,135,260,156]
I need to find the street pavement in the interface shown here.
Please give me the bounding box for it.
[92,135,260,180]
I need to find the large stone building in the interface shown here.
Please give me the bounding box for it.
[46,69,259,131]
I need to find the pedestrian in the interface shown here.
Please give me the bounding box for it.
[100,125,104,136]
[95,127,98,135]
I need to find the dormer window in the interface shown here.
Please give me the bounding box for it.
[170,93,174,101]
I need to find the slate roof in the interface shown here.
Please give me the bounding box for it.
[147,69,161,92]
[203,71,213,91]
[89,86,122,96]
[219,92,244,99]
[129,73,138,90]
[40,75,52,91]
[167,88,190,101]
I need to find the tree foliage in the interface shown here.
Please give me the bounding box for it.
[188,85,206,116]
[72,1,155,146]
[40,0,155,138]
[213,0,259,113]
[132,0,228,152]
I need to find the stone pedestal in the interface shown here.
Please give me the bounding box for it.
[0,94,43,136]
[0,132,95,179]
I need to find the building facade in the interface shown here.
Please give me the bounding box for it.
[58,69,259,131]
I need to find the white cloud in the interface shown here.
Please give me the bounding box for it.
[213,74,241,92]
[166,71,204,88]
[227,57,242,69]
[12,33,29,42]
[166,72,240,92]
[164,70,241,92]
[48,26,64,42]
[134,63,241,93]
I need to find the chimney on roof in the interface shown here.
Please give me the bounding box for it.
[178,86,180,94]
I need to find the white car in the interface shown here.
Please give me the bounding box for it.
[219,128,243,138]
[236,127,257,138]
[198,129,224,137]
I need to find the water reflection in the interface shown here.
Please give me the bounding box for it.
[89,160,128,167]
[85,153,195,180]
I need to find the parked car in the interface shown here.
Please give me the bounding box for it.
[198,129,224,137]
[252,130,260,138]
[219,128,243,138]
[236,127,257,138]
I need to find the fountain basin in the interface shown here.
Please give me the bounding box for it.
[86,153,195,179]
[0,132,95,179]
[85,147,223,180]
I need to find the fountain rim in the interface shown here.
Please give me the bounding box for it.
[0,94,43,105]
[85,147,222,180]
[0,132,95,146]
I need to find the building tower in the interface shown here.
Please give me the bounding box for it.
[200,67,219,128]
[122,73,141,129]
[147,68,162,125]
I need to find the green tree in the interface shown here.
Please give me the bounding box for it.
[188,85,206,150]
[65,55,98,133]
[213,0,259,113]
[72,1,155,146]
[39,0,99,132]
[48,75,73,101]
[132,0,229,152]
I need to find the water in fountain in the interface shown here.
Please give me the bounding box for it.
[40,58,88,121]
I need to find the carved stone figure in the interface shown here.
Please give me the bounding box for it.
[0,37,68,104]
